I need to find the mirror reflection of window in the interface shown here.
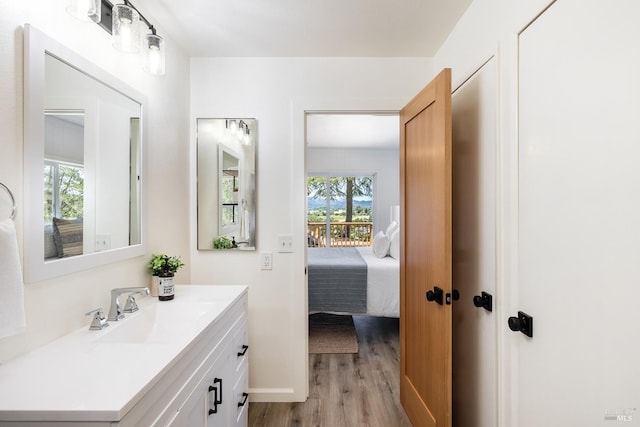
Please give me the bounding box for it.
[44,112,85,260]
[221,151,239,227]
[44,161,84,222]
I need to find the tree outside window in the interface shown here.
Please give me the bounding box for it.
[307,175,373,247]
[44,161,84,223]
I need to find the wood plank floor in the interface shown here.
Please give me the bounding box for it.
[248,315,412,427]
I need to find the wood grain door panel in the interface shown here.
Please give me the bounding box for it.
[400,68,452,427]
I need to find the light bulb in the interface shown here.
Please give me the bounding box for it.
[112,4,141,53]
[144,34,165,75]
[66,0,100,23]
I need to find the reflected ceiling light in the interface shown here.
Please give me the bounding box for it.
[66,0,101,23]
[242,127,251,146]
[227,119,238,134]
[225,120,251,145]
[68,0,166,76]
[237,120,246,137]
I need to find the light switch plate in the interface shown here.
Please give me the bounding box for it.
[277,235,293,253]
[95,234,111,252]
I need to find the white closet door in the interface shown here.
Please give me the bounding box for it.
[518,0,640,425]
[451,57,497,427]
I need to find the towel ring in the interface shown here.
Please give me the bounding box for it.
[0,182,16,220]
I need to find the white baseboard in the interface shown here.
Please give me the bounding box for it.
[249,387,307,402]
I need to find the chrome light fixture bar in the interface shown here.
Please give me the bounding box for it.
[67,0,166,76]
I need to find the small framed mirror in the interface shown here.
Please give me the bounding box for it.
[197,118,256,250]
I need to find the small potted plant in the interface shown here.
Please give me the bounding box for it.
[213,236,234,249]
[147,254,184,300]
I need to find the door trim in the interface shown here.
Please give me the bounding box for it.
[290,96,409,402]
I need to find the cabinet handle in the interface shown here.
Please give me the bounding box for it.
[208,377,223,415]
[238,392,249,408]
[237,344,249,357]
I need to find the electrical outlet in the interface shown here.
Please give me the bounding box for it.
[261,252,273,270]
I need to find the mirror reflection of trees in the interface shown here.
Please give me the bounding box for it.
[44,162,84,223]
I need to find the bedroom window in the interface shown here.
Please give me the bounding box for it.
[307,175,373,247]
[44,160,84,223]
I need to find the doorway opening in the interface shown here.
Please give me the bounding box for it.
[303,111,407,422]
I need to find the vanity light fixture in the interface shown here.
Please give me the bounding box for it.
[66,0,166,76]
[242,127,251,146]
[225,120,251,145]
[112,2,140,53]
[227,119,238,134]
[237,120,246,137]
[144,32,165,76]
[66,0,101,23]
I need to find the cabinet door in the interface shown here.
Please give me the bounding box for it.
[232,366,249,427]
[169,346,231,427]
[232,319,248,374]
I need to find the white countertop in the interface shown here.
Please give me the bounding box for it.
[0,285,247,423]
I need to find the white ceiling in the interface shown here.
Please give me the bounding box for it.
[137,0,472,148]
[138,0,472,57]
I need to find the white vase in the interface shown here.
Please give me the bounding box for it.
[150,276,160,297]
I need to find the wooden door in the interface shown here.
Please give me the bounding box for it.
[400,68,452,427]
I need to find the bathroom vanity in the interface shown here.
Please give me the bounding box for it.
[0,285,249,426]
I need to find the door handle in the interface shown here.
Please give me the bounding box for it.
[426,286,444,305]
[473,291,493,312]
[508,311,533,338]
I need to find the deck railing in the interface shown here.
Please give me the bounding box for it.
[307,222,373,248]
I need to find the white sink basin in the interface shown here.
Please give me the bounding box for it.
[95,301,224,344]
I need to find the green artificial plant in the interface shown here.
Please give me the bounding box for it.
[147,254,185,276]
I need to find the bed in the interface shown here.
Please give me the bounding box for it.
[307,227,400,318]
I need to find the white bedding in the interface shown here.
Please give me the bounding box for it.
[356,247,399,318]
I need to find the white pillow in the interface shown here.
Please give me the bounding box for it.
[385,220,398,237]
[372,232,391,258]
[372,230,384,246]
[389,228,400,260]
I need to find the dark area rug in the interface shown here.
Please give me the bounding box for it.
[308,313,359,354]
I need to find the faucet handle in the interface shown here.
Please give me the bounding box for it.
[85,308,109,330]
[123,293,141,313]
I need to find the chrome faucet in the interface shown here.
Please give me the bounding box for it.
[108,287,150,321]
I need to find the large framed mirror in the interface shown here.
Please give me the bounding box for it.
[24,24,146,283]
[197,118,256,250]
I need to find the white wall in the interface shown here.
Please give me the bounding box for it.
[190,57,432,401]
[435,0,640,425]
[307,147,399,233]
[0,0,191,362]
